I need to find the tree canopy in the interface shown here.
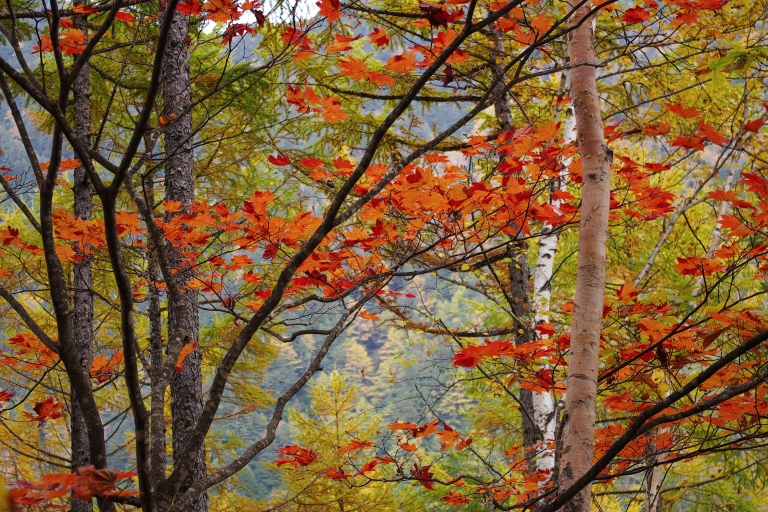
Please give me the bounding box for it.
[0,0,767,510]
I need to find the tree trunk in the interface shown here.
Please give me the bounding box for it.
[71,5,94,511]
[645,464,664,512]
[488,29,544,466]
[161,9,208,512]
[144,172,169,492]
[530,93,577,478]
[558,2,612,510]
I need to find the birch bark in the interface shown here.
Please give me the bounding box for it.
[558,2,612,509]
[530,99,577,476]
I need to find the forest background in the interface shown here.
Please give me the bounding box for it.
[0,0,767,510]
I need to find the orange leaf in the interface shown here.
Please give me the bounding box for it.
[616,281,638,302]
[58,28,88,55]
[174,341,198,372]
[327,33,359,53]
[164,200,183,213]
[442,491,472,505]
[385,52,418,73]
[414,418,440,438]
[530,12,554,33]
[674,257,725,276]
[694,120,728,145]
[359,311,380,321]
[389,420,419,430]
[665,102,702,118]
[324,467,354,479]
[437,424,461,449]
[535,322,556,337]
[315,96,348,123]
[73,4,99,13]
[642,122,670,136]
[316,0,341,21]
[338,57,371,81]
[338,439,374,453]
[670,135,706,151]
[33,35,53,53]
[456,436,472,450]
[368,27,389,47]
[354,459,379,475]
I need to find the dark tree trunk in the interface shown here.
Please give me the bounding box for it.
[161,8,208,512]
[488,29,542,463]
[145,175,168,491]
[71,5,94,511]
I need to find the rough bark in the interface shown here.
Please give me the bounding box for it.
[143,173,169,492]
[558,2,612,510]
[161,8,208,512]
[71,5,94,512]
[488,29,542,464]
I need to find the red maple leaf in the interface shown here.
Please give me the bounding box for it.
[176,0,203,15]
[338,439,375,453]
[23,397,63,423]
[670,136,705,151]
[316,0,341,21]
[267,153,291,167]
[452,340,516,367]
[694,120,728,145]
[73,466,124,500]
[115,11,136,22]
[275,445,317,467]
[621,7,650,23]
[324,467,354,479]
[442,491,472,505]
[616,281,639,302]
[744,118,764,132]
[535,322,556,337]
[369,27,389,47]
[354,459,379,476]
[0,389,13,403]
[665,102,702,118]
[419,2,449,27]
[410,463,435,489]
[642,122,670,136]
[674,257,725,276]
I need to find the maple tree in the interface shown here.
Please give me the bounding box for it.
[0,0,767,510]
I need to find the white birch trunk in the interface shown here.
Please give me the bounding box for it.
[530,105,577,475]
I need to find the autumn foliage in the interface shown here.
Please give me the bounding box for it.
[0,0,767,509]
